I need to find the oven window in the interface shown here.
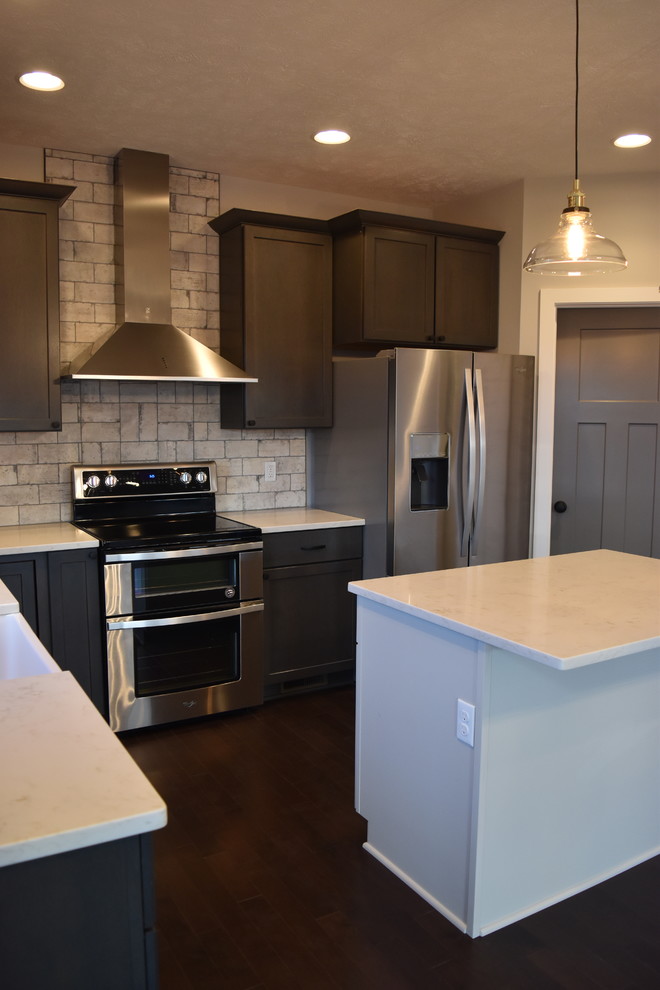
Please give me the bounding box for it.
[133,615,240,696]
[133,557,236,604]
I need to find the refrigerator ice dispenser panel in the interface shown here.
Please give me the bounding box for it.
[410,433,450,511]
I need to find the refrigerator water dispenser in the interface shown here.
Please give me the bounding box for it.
[410,433,450,511]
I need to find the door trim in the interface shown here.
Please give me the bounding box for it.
[533,287,660,557]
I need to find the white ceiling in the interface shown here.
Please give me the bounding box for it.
[1,0,658,208]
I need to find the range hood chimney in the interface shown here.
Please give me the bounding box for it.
[65,148,256,383]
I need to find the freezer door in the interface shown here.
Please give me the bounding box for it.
[470,352,534,564]
[391,348,471,574]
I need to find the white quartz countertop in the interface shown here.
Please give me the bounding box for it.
[223,507,365,533]
[349,550,660,669]
[0,522,98,555]
[0,671,166,867]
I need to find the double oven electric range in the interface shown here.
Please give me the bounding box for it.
[73,463,263,732]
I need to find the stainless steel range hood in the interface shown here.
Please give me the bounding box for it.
[65,148,256,383]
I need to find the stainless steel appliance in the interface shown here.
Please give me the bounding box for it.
[73,462,263,731]
[308,348,535,578]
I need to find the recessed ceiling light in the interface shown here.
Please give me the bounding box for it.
[313,130,351,145]
[613,133,652,149]
[18,71,65,92]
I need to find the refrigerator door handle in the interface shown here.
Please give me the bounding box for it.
[462,367,477,557]
[471,368,487,555]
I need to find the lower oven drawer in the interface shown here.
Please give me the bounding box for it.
[106,602,264,732]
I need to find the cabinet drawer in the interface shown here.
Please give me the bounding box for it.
[264,527,363,567]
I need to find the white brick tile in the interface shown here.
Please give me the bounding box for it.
[93,263,116,283]
[81,423,119,443]
[45,156,74,179]
[0,445,37,464]
[0,484,39,505]
[172,308,207,328]
[175,441,194,462]
[157,403,194,422]
[101,442,122,462]
[172,271,206,291]
[275,491,306,508]
[37,443,80,464]
[120,441,159,460]
[74,160,113,184]
[189,177,217,198]
[0,506,19,525]
[94,225,115,244]
[121,382,158,402]
[258,439,290,456]
[74,282,115,304]
[70,181,94,202]
[171,232,208,253]
[94,303,117,323]
[19,504,61,524]
[170,174,189,194]
[158,422,192,441]
[174,194,208,216]
[0,466,17,485]
[157,441,177,461]
[38,483,71,503]
[59,220,95,242]
[225,440,259,458]
[242,493,276,510]
[74,242,114,263]
[81,442,102,462]
[139,404,158,441]
[93,183,116,205]
[170,212,189,233]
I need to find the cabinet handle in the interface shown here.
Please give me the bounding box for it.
[301,544,327,551]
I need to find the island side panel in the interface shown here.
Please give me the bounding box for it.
[472,645,660,936]
[355,597,481,930]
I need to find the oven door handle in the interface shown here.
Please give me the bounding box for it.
[106,601,264,629]
[105,541,263,563]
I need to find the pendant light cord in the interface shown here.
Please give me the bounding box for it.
[574,0,580,182]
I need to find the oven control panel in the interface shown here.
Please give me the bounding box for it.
[73,462,218,499]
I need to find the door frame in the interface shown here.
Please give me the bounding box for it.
[533,286,660,557]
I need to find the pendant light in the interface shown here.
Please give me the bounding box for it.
[523,0,627,276]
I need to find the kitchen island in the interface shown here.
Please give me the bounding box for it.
[0,578,167,989]
[349,550,660,937]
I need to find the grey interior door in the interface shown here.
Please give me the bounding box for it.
[551,307,660,557]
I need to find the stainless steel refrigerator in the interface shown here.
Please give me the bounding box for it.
[308,348,535,578]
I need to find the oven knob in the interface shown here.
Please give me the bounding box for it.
[104,474,118,488]
[86,474,101,490]
[179,471,192,485]
[225,587,236,599]
[195,471,207,485]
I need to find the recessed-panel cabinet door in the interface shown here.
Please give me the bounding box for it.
[0,194,62,431]
[435,237,499,349]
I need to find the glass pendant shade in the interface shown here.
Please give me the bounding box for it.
[523,205,628,275]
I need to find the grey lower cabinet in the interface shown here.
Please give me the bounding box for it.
[1,834,157,990]
[0,548,105,712]
[262,527,363,697]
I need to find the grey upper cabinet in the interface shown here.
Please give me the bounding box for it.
[209,209,333,429]
[0,178,74,432]
[329,210,502,351]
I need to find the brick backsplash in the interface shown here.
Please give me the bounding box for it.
[0,149,306,526]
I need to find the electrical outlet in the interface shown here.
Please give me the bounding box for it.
[264,461,277,482]
[456,699,475,747]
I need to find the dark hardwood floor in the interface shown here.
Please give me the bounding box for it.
[123,687,660,990]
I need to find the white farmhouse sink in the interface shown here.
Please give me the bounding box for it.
[0,612,61,679]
